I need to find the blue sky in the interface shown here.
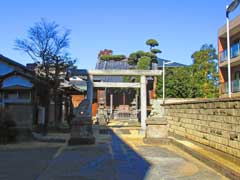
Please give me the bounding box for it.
[0,0,240,69]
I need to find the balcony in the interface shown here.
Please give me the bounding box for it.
[220,79,240,94]
[220,42,240,63]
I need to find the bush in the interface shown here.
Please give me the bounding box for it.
[0,109,17,144]
[100,55,126,61]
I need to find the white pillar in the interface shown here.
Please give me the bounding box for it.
[110,93,113,115]
[140,75,147,130]
[163,61,165,104]
[87,75,93,116]
[226,12,232,97]
[136,90,138,117]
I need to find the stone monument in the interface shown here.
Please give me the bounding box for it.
[145,99,168,143]
[68,99,95,145]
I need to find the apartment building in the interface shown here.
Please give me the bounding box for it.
[219,15,240,97]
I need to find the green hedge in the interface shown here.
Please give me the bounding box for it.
[100,55,126,61]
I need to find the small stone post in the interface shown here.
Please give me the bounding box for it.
[87,75,93,115]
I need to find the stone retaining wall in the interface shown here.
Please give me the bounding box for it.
[164,98,240,158]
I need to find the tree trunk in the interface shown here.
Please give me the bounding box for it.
[43,90,50,135]
[54,91,58,128]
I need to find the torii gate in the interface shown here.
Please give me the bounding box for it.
[86,70,162,131]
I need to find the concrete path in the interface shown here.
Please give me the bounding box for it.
[0,125,228,180]
[0,147,58,180]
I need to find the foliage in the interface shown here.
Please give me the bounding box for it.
[15,18,75,80]
[151,48,162,54]
[127,39,161,82]
[191,44,219,98]
[156,67,194,98]
[146,39,159,49]
[128,39,161,66]
[98,49,126,61]
[128,50,157,65]
[137,56,152,70]
[129,56,152,82]
[156,44,219,98]
[128,52,138,65]
[123,76,131,82]
[98,49,113,58]
[123,67,136,82]
[100,54,126,61]
[14,19,76,129]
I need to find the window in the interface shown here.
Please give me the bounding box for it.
[3,90,31,103]
[235,71,240,80]
[4,91,18,99]
[18,91,31,99]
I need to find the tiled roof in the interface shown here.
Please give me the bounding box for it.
[61,79,87,92]
[0,54,33,73]
[94,60,129,82]
[69,69,88,76]
[69,78,87,91]
[95,59,129,70]
[0,54,43,84]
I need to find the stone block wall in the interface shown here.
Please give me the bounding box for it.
[164,98,240,158]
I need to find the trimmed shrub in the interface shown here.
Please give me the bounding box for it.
[100,55,126,61]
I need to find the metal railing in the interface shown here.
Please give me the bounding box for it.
[220,42,240,62]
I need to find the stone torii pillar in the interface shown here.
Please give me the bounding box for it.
[140,75,147,130]
[87,75,93,115]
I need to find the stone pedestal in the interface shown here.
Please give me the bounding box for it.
[68,117,95,145]
[144,117,169,144]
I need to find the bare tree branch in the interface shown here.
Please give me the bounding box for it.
[14,19,74,80]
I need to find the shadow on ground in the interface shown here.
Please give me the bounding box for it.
[0,122,227,180]
[37,124,151,180]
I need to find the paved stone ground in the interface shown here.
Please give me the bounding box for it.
[0,125,228,180]
[0,147,58,180]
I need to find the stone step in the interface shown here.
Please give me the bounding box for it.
[32,132,66,143]
[170,136,240,180]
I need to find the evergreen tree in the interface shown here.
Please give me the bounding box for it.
[146,39,159,50]
[191,44,219,98]
[156,44,219,98]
